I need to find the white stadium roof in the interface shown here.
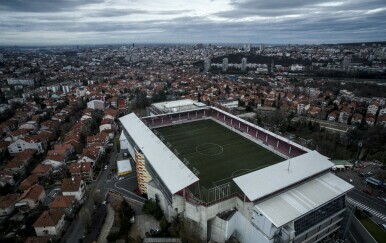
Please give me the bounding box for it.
[233,150,334,201]
[255,172,353,227]
[119,113,199,194]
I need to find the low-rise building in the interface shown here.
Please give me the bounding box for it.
[18,184,45,211]
[61,177,86,202]
[8,138,43,155]
[33,210,65,236]
[0,194,18,216]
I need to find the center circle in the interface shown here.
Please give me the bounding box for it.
[196,143,224,156]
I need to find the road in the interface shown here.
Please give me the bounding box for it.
[292,116,353,133]
[62,147,145,243]
[347,189,386,224]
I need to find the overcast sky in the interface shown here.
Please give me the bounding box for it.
[0,0,385,46]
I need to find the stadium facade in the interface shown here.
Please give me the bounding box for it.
[119,105,354,243]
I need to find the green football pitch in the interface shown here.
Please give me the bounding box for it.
[155,119,284,190]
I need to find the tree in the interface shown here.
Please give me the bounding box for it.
[152,90,167,103]
[91,189,104,206]
[142,196,163,220]
[119,200,135,235]
[79,207,91,232]
[168,214,201,242]
[225,84,231,94]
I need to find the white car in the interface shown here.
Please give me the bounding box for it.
[104,165,108,170]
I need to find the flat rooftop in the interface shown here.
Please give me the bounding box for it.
[233,150,334,202]
[255,172,354,227]
[151,99,207,114]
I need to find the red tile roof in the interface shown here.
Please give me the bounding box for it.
[61,177,82,192]
[49,195,75,209]
[32,210,65,227]
[31,164,52,175]
[0,194,18,209]
[20,184,44,201]
[20,174,40,191]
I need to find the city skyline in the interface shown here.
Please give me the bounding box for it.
[0,0,386,45]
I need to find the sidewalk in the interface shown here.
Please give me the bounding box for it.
[97,204,115,243]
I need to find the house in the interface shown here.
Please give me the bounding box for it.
[351,113,363,125]
[0,194,18,216]
[19,121,39,132]
[49,195,76,216]
[86,133,109,148]
[297,102,310,115]
[79,146,103,165]
[64,134,82,154]
[33,210,65,236]
[307,106,321,118]
[25,236,53,243]
[68,162,93,182]
[338,108,351,124]
[0,169,15,187]
[327,111,339,122]
[40,120,60,132]
[103,108,119,120]
[377,114,386,127]
[52,144,74,159]
[367,104,379,115]
[20,174,40,191]
[379,106,386,116]
[87,100,104,110]
[99,119,114,133]
[61,177,86,202]
[8,137,44,155]
[0,120,18,134]
[42,154,66,168]
[18,184,45,211]
[366,115,376,126]
[4,128,30,142]
[5,149,36,174]
[31,164,53,177]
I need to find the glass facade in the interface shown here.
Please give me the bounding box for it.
[294,195,345,235]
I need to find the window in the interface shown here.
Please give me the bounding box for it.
[294,196,345,235]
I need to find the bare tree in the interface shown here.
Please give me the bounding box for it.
[79,207,91,232]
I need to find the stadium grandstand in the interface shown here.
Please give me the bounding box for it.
[119,101,354,243]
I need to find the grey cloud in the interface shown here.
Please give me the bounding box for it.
[88,8,148,17]
[0,0,104,12]
[217,0,386,18]
[0,0,385,45]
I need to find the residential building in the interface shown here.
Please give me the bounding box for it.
[61,177,86,202]
[49,195,77,216]
[18,184,45,211]
[33,210,65,236]
[87,100,104,110]
[0,194,18,216]
[8,138,43,155]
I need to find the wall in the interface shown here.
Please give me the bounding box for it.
[35,226,58,236]
[226,211,272,243]
[251,208,277,238]
[349,216,377,243]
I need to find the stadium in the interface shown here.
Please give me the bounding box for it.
[119,101,354,243]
